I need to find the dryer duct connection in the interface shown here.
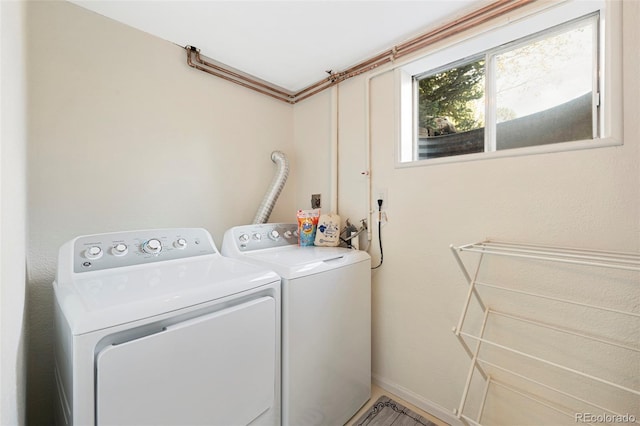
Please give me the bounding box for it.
[253,151,289,224]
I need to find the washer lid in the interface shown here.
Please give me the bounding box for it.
[54,254,279,335]
[241,245,371,279]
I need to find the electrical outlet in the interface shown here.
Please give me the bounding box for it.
[375,188,388,208]
[311,194,321,209]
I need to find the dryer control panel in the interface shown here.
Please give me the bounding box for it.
[223,223,299,253]
[72,228,216,273]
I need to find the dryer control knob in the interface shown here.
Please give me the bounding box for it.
[112,243,128,256]
[268,230,280,241]
[252,233,262,241]
[283,230,293,239]
[239,233,250,243]
[142,239,162,255]
[85,246,103,260]
[174,238,187,249]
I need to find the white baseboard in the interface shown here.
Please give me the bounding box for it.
[372,374,465,426]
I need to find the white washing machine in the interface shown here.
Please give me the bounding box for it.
[53,228,281,426]
[221,223,371,426]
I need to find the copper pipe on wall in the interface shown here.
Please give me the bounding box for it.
[395,0,537,58]
[287,48,395,103]
[396,0,523,53]
[294,83,335,104]
[293,75,335,99]
[186,46,295,103]
[193,48,294,99]
[185,0,536,104]
[291,52,393,103]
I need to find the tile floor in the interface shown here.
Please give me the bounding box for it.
[345,384,449,426]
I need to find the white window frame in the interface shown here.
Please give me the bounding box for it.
[395,0,622,168]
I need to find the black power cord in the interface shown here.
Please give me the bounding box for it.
[371,198,384,269]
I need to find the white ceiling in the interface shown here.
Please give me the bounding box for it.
[70,0,486,92]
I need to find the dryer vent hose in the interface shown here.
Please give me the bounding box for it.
[253,151,289,224]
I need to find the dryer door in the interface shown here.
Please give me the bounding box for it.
[96,296,276,426]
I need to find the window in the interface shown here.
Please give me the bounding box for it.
[397,1,621,165]
[416,56,486,159]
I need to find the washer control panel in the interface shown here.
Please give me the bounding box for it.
[227,223,299,252]
[72,228,216,273]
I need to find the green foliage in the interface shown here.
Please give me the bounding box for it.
[418,59,485,132]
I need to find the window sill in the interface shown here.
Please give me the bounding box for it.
[394,136,623,169]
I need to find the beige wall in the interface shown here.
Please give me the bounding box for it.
[25,1,295,423]
[332,1,640,423]
[1,1,28,424]
[293,89,336,212]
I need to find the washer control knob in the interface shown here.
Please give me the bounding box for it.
[283,230,293,239]
[142,239,162,255]
[112,243,128,256]
[239,233,249,243]
[268,230,280,241]
[85,246,103,260]
[174,238,188,249]
[252,233,262,241]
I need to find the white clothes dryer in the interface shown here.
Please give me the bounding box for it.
[221,223,371,426]
[53,228,281,426]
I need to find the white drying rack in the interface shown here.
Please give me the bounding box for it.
[450,240,640,426]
